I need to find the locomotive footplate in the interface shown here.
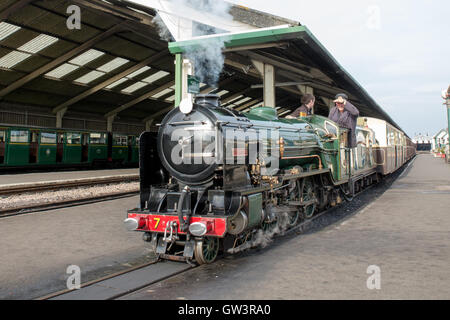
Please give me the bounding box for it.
[126,211,228,237]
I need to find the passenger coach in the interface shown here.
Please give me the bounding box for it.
[0,125,139,169]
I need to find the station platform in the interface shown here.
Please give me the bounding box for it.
[0,195,146,299]
[2,154,450,299]
[0,168,138,186]
[123,153,450,299]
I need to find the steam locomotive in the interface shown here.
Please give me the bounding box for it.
[125,94,415,264]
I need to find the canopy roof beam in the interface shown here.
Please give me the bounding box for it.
[104,80,175,118]
[221,88,253,105]
[277,69,353,101]
[0,24,124,99]
[251,81,310,89]
[143,105,173,123]
[0,0,34,21]
[52,50,168,114]
[71,0,155,27]
[235,99,262,111]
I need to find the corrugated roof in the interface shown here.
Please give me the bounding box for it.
[141,70,170,84]
[69,49,105,66]
[0,22,21,41]
[97,57,129,72]
[121,81,149,93]
[0,50,31,68]
[45,63,80,79]
[151,88,173,98]
[75,70,105,84]
[18,34,59,54]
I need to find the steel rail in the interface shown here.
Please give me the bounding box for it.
[0,174,139,196]
[0,192,138,218]
[36,259,161,300]
[0,174,140,217]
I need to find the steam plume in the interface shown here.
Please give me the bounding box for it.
[153,0,233,86]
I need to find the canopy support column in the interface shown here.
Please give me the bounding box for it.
[298,85,315,114]
[107,115,116,132]
[321,97,334,111]
[145,119,154,132]
[252,60,276,108]
[56,108,67,128]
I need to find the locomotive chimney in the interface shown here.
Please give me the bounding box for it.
[194,94,221,108]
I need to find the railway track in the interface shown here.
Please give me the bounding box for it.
[0,174,139,195]
[0,174,139,217]
[36,259,194,300]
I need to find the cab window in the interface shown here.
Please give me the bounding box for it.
[90,133,106,144]
[10,130,29,143]
[325,121,338,137]
[0,130,5,143]
[66,133,81,144]
[41,132,56,144]
[315,128,328,138]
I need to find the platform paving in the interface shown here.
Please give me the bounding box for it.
[122,154,450,300]
[0,195,151,299]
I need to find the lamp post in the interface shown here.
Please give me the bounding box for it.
[442,86,450,163]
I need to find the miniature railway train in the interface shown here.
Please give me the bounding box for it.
[125,94,416,265]
[0,125,139,169]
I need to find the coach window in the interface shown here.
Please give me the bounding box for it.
[386,128,393,146]
[114,134,127,146]
[66,133,81,144]
[10,130,29,143]
[41,132,57,144]
[0,130,5,143]
[90,133,106,144]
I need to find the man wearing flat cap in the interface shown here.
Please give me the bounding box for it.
[328,93,360,148]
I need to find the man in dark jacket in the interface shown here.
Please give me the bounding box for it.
[286,94,315,118]
[328,93,359,148]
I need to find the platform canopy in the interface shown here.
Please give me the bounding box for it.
[169,24,403,131]
[0,0,402,133]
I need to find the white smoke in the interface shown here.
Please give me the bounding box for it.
[152,13,173,42]
[153,0,233,86]
[174,0,232,20]
[227,212,292,254]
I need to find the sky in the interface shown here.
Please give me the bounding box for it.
[225,0,449,137]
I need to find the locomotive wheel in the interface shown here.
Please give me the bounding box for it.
[262,219,278,232]
[288,210,300,227]
[194,237,219,265]
[301,177,316,219]
[287,180,301,227]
